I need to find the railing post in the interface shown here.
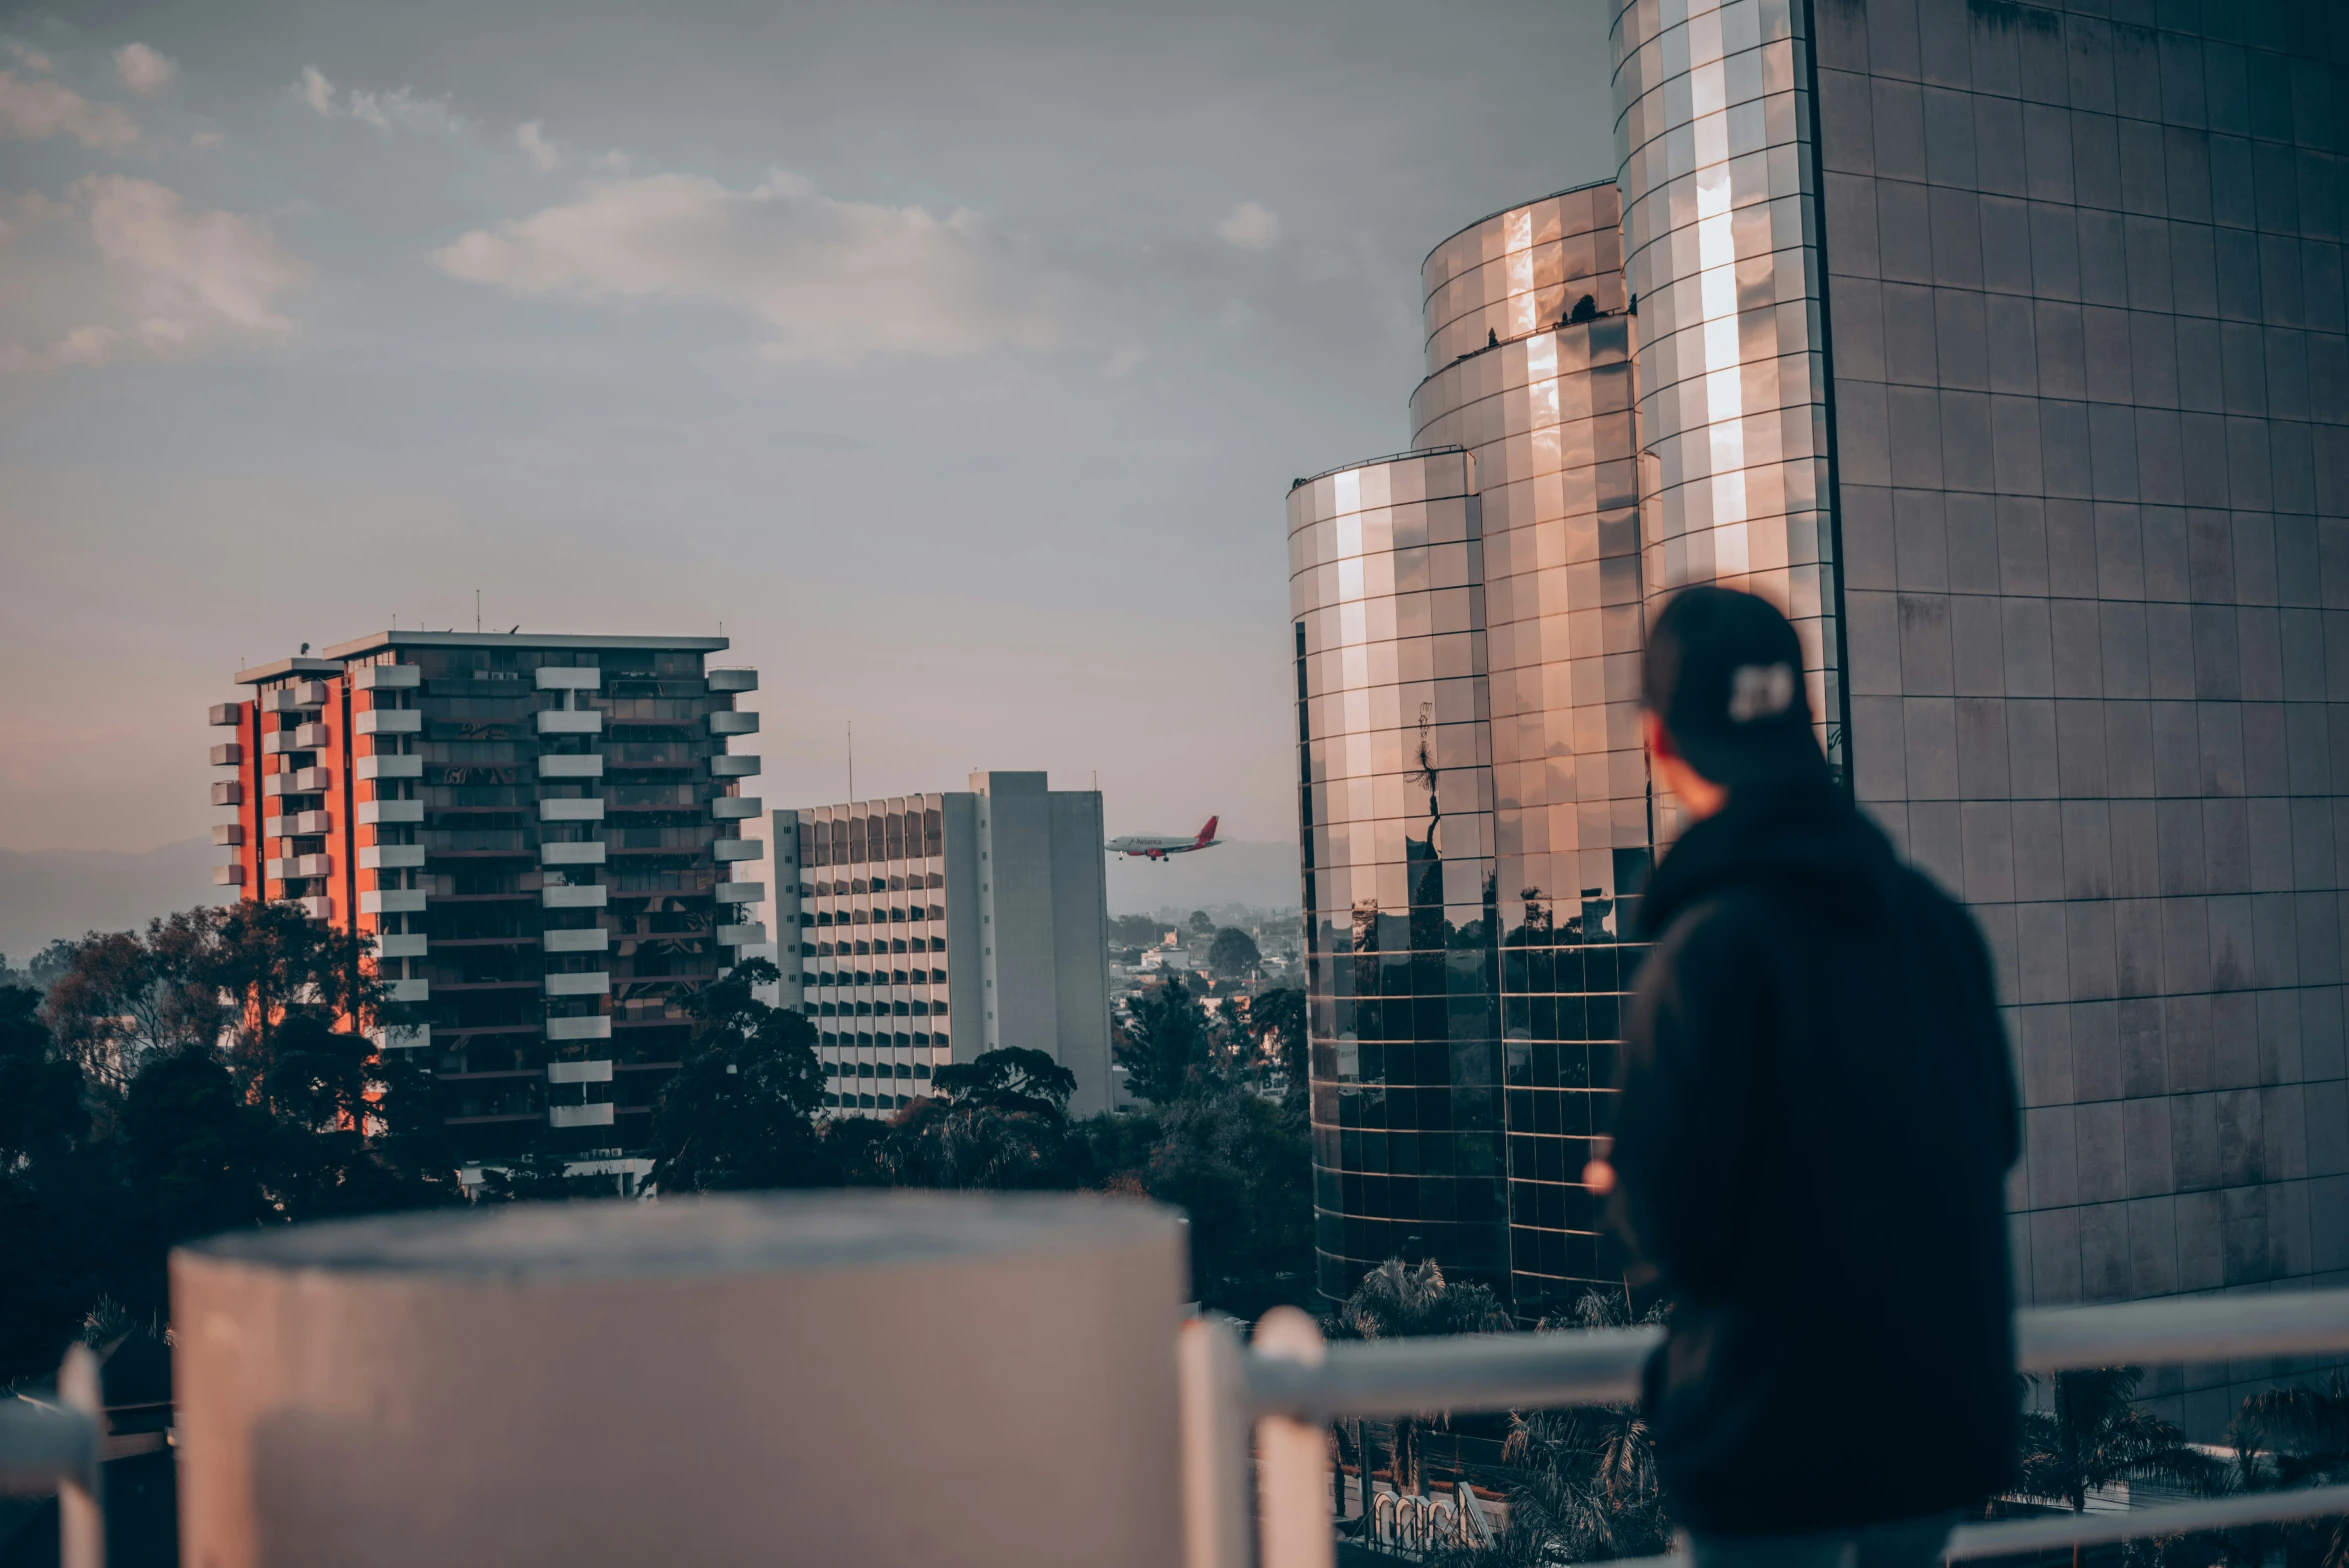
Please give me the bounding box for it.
[1179,1316,1252,1568]
[1254,1306,1334,1568]
[57,1344,102,1568]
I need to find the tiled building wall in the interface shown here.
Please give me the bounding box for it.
[1410,187,1653,1310]
[1813,0,2349,1429]
[1288,449,1512,1300]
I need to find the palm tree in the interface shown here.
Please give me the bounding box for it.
[2015,1367,2217,1568]
[1326,1259,1513,1519]
[2224,1374,2349,1568]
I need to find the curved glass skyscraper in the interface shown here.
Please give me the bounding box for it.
[1294,1,2349,1419]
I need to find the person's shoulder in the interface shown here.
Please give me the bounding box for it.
[1647,884,1779,971]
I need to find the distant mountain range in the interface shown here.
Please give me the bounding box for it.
[1104,836,1301,919]
[0,838,227,964]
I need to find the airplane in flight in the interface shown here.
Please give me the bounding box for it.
[1106,816,1223,861]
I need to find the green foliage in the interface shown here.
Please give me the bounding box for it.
[932,1046,1076,1116]
[1187,910,1214,934]
[2016,1367,2216,1512]
[647,958,828,1192]
[1326,1259,1514,1505]
[0,903,452,1386]
[1207,926,1261,977]
[1247,985,1307,1113]
[1107,914,1170,949]
[1116,975,1214,1104]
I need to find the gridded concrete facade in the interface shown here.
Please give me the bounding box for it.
[1289,449,1509,1299]
[1611,0,2349,1428]
[775,772,1115,1120]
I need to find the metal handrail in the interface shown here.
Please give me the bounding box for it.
[1243,1290,2349,1421]
[1211,1289,2349,1568]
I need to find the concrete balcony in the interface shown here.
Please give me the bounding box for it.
[548,1103,615,1129]
[270,853,333,879]
[716,881,764,904]
[712,797,763,820]
[712,838,759,862]
[213,865,246,887]
[546,1060,614,1084]
[284,810,334,834]
[545,1015,612,1042]
[359,800,424,826]
[211,781,244,806]
[717,923,767,947]
[375,933,429,959]
[540,798,605,823]
[293,722,330,748]
[262,731,298,756]
[360,889,429,915]
[386,978,430,1004]
[706,667,758,693]
[542,842,607,866]
[211,742,244,767]
[360,844,426,870]
[352,663,420,691]
[299,896,333,920]
[709,710,758,736]
[262,774,294,798]
[710,754,761,777]
[358,754,423,781]
[536,667,602,691]
[264,682,329,713]
[207,702,242,726]
[544,972,611,998]
[540,754,604,779]
[356,709,422,736]
[213,823,244,846]
[537,710,603,735]
[289,766,332,793]
[544,928,609,953]
[543,885,608,910]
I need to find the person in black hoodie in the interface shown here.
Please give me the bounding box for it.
[1590,585,2020,1568]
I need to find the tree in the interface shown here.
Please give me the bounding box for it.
[883,1048,1087,1191]
[1117,1089,1310,1319]
[1248,986,1308,1112]
[2213,1374,2349,1568]
[0,940,79,993]
[648,959,828,1192]
[1187,910,1214,935]
[1116,975,1214,1105]
[1327,1259,1513,1501]
[1107,914,1169,949]
[1207,926,1261,978]
[1492,1290,1672,1564]
[41,916,222,1094]
[2017,1366,2215,1568]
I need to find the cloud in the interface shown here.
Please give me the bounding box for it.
[1104,344,1145,377]
[516,120,557,172]
[1215,201,1279,249]
[431,171,1057,364]
[0,69,138,147]
[4,40,53,73]
[114,43,175,96]
[297,66,462,134]
[0,176,309,372]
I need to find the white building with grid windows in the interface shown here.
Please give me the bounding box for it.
[772,771,1114,1118]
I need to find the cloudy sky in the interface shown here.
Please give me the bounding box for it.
[0,0,1614,859]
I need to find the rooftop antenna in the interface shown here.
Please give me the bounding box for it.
[475,589,482,633]
[847,720,855,804]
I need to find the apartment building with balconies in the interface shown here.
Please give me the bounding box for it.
[209,632,761,1176]
[773,771,1113,1119]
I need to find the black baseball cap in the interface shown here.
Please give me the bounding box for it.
[1642,586,1827,788]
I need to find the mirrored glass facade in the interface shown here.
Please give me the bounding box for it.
[1411,187,1653,1310]
[1289,450,1509,1299]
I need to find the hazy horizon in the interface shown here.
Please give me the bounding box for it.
[1,0,1616,870]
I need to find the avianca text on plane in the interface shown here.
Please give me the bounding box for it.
[1105,817,1223,861]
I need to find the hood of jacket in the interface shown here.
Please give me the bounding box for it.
[1637,775,1902,940]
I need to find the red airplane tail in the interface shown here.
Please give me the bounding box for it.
[1195,815,1218,846]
